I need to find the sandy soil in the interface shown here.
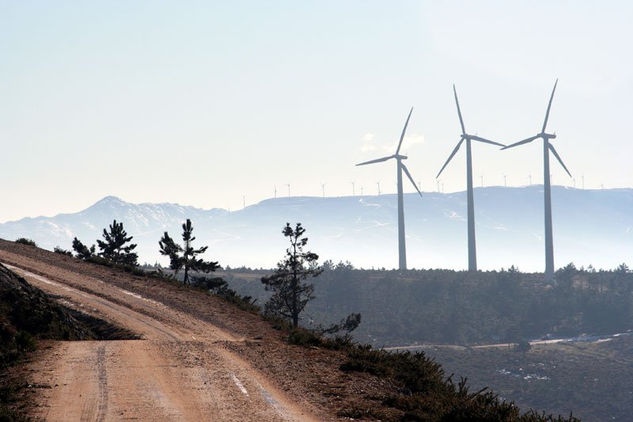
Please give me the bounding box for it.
[0,240,393,421]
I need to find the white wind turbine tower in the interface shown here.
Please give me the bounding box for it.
[436,85,506,272]
[501,79,571,282]
[356,107,423,271]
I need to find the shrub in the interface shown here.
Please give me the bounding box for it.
[516,340,532,353]
[14,331,36,352]
[287,327,324,347]
[14,238,36,247]
[53,246,73,256]
[189,275,259,312]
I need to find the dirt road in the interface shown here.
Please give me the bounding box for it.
[1,253,323,421]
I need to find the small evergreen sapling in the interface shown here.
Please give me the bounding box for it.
[96,220,138,266]
[261,223,323,328]
[158,219,219,285]
[72,237,95,260]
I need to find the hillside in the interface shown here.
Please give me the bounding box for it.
[0,186,631,272]
[0,239,579,421]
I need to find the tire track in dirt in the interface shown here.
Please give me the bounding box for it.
[96,344,108,422]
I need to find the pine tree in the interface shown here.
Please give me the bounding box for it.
[158,219,219,285]
[96,220,138,266]
[72,237,95,260]
[261,222,323,328]
[157,232,182,272]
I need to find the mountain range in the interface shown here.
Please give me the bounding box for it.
[1,186,631,271]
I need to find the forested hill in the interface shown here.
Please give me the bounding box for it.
[224,264,633,347]
[0,186,631,271]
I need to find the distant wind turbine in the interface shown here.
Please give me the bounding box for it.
[501,79,571,282]
[436,85,505,271]
[356,107,423,271]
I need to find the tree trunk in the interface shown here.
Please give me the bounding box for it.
[291,236,298,328]
[291,273,298,328]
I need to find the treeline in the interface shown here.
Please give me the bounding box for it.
[225,262,633,346]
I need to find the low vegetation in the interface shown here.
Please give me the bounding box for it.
[13,238,36,247]
[274,324,578,421]
[53,246,72,256]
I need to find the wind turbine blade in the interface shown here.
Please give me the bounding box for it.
[470,135,506,148]
[548,143,572,177]
[356,155,395,166]
[395,107,414,155]
[541,79,558,132]
[401,163,423,198]
[436,138,464,178]
[501,135,539,150]
[454,84,466,135]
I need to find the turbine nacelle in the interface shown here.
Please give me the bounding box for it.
[502,80,571,178]
[436,85,505,179]
[355,107,423,198]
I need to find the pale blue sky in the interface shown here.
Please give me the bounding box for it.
[1,1,632,222]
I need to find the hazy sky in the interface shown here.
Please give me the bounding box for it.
[1,1,632,222]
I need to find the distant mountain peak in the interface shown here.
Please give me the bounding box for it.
[95,195,126,205]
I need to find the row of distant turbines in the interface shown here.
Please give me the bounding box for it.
[264,171,586,201]
[357,80,570,282]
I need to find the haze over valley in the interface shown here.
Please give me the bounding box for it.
[1,186,630,271]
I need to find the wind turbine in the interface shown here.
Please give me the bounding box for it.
[356,107,423,271]
[501,79,571,282]
[436,85,505,271]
